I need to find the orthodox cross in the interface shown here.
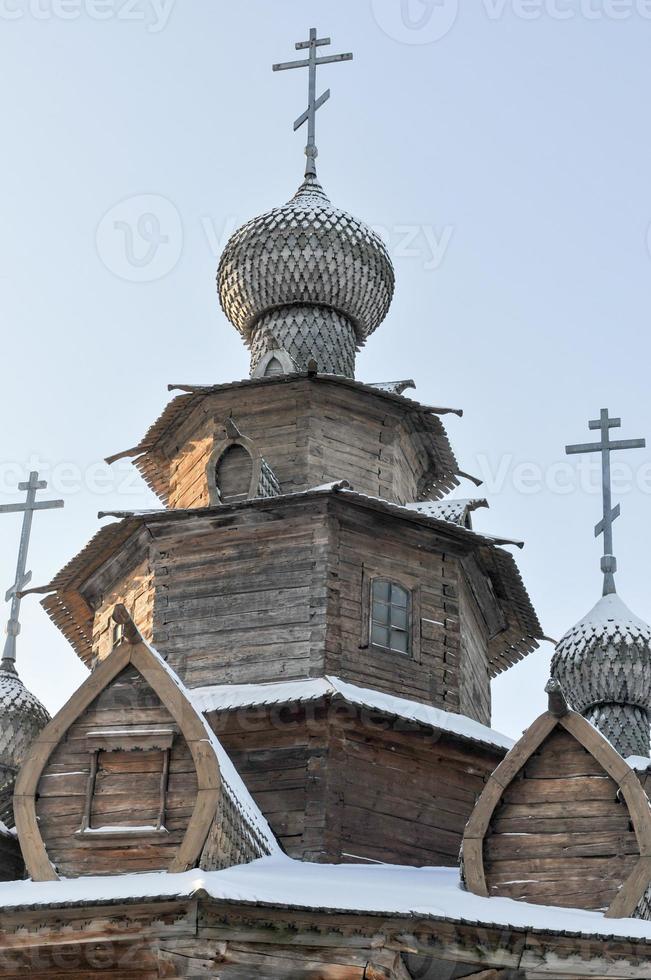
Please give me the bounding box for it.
[566,409,646,596]
[273,28,353,177]
[0,472,63,671]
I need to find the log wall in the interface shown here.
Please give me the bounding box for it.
[211,704,502,866]
[163,381,437,509]
[92,558,155,663]
[325,500,491,720]
[483,728,640,910]
[84,499,493,722]
[146,504,331,687]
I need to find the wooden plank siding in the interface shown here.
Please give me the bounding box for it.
[35,666,198,878]
[84,497,493,720]
[482,728,640,910]
[211,703,503,866]
[161,381,444,510]
[325,499,491,720]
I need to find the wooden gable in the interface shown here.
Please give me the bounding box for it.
[14,608,221,882]
[463,681,651,918]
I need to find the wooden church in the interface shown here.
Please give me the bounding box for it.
[1,27,651,980]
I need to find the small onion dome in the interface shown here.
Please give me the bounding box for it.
[217,175,395,349]
[0,665,50,770]
[551,593,651,715]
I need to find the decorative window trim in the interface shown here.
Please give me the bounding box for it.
[206,434,262,506]
[359,566,421,663]
[76,728,177,839]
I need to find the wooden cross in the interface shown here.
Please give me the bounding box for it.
[273,28,353,177]
[0,472,63,671]
[566,409,646,596]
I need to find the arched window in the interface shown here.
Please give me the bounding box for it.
[370,580,411,655]
[215,444,253,504]
[264,356,283,377]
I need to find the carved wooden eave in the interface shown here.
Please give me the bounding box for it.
[103,373,466,504]
[462,693,651,919]
[13,613,222,882]
[0,889,651,978]
[25,486,544,673]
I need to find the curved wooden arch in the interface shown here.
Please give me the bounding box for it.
[206,430,263,506]
[14,610,220,882]
[463,704,651,919]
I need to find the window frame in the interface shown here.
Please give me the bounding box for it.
[364,574,419,660]
[369,576,413,657]
[76,729,176,840]
[206,432,263,506]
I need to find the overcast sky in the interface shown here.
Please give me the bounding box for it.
[1,0,650,738]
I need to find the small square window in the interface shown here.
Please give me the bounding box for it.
[370,580,411,655]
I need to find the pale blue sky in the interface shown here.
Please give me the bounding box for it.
[2,0,651,738]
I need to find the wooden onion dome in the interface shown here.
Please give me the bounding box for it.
[552,593,651,759]
[217,175,395,379]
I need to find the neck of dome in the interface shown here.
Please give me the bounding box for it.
[249,305,358,379]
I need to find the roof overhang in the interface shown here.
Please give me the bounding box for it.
[28,484,544,674]
[104,373,471,503]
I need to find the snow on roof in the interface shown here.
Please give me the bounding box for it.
[2,855,651,944]
[338,489,524,549]
[404,498,488,528]
[627,755,651,772]
[140,638,279,855]
[191,675,515,753]
[557,592,651,656]
[0,820,15,839]
[368,379,416,396]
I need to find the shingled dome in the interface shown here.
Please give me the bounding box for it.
[551,592,651,758]
[217,174,395,378]
[0,665,50,770]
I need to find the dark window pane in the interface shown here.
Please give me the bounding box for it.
[373,580,390,603]
[371,624,390,648]
[391,584,409,607]
[372,600,389,625]
[391,629,409,654]
[391,605,408,630]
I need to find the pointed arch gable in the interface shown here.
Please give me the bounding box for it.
[251,348,297,379]
[463,706,651,918]
[207,429,261,505]
[14,637,221,882]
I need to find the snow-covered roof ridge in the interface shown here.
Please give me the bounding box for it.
[557,593,651,653]
[190,675,515,753]
[2,857,651,944]
[140,638,279,855]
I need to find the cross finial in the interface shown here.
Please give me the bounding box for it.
[0,472,64,672]
[273,28,353,177]
[566,410,646,596]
